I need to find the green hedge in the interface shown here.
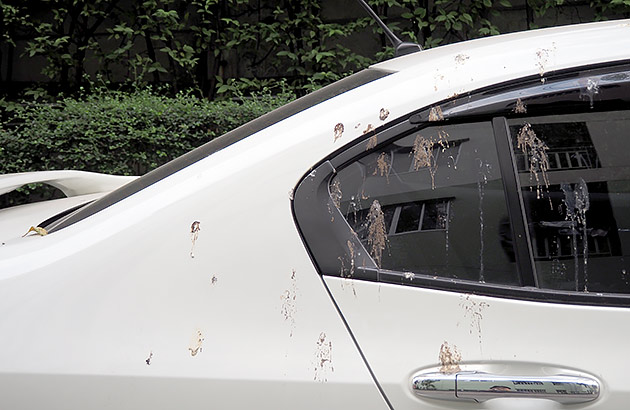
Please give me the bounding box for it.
[0,88,294,176]
[4,0,629,98]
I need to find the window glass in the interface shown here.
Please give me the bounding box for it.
[332,122,519,285]
[508,111,630,293]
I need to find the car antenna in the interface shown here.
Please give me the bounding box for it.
[355,0,422,56]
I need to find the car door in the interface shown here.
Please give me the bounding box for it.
[294,62,630,409]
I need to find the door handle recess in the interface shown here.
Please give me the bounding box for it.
[412,372,600,404]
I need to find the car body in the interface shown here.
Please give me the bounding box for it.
[1,19,630,410]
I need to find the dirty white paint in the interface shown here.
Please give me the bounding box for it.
[22,226,48,237]
[459,294,490,349]
[439,341,462,374]
[535,43,557,81]
[313,332,334,382]
[333,123,344,142]
[145,351,153,366]
[280,270,298,337]
[188,330,204,357]
[189,221,201,258]
[454,53,470,65]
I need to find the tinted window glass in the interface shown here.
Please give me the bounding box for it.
[508,111,630,293]
[332,122,519,285]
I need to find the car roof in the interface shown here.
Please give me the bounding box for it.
[373,19,630,79]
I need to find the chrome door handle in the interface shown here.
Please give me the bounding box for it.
[412,371,600,404]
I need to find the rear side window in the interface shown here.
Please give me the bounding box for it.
[294,62,630,305]
[508,111,630,294]
[332,122,519,285]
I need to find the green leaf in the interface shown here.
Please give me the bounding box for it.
[460,13,473,25]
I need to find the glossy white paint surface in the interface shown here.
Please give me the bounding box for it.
[0,20,628,409]
[0,193,104,242]
[0,170,137,196]
[0,170,137,243]
[0,124,389,409]
[326,278,630,409]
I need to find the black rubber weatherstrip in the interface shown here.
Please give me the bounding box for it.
[46,68,392,233]
[492,117,537,287]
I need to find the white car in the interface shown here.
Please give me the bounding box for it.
[1,19,630,410]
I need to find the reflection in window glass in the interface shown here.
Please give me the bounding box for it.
[421,199,449,231]
[332,122,518,285]
[512,122,600,173]
[508,111,630,294]
[396,202,422,233]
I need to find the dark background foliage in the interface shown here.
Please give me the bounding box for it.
[3,1,629,97]
[1,0,629,192]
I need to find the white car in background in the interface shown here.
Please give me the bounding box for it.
[1,19,630,410]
